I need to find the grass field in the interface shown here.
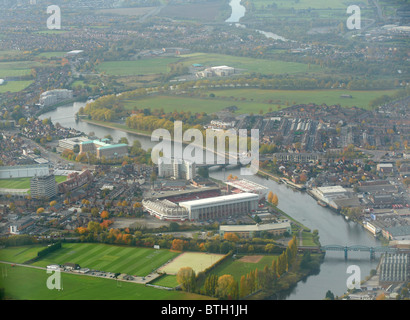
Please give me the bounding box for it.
[209,254,278,281]
[200,88,397,110]
[0,60,55,78]
[31,243,180,276]
[122,88,397,114]
[253,0,347,10]
[0,245,47,264]
[0,263,211,300]
[157,252,225,275]
[96,57,180,76]
[0,80,33,93]
[36,51,67,58]
[150,274,179,288]
[180,52,324,75]
[0,176,67,190]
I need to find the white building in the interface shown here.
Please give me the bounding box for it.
[58,136,90,152]
[0,164,50,179]
[219,221,291,238]
[158,157,196,180]
[196,66,235,78]
[179,192,259,221]
[39,89,73,107]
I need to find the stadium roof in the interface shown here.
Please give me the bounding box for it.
[225,179,268,192]
[179,192,258,209]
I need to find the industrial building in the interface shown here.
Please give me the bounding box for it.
[196,66,235,78]
[30,174,58,199]
[79,139,128,159]
[58,136,90,152]
[379,253,409,284]
[219,221,291,239]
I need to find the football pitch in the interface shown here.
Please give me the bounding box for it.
[31,243,180,276]
[0,176,67,190]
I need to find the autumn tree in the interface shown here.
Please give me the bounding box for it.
[216,274,238,300]
[271,194,279,206]
[100,210,109,219]
[203,274,218,297]
[177,267,196,292]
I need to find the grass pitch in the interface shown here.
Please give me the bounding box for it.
[0,263,211,300]
[0,176,67,190]
[31,243,180,276]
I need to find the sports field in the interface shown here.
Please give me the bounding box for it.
[96,57,180,76]
[31,243,180,276]
[210,254,278,281]
[157,252,225,275]
[0,263,211,300]
[122,88,397,114]
[180,52,324,75]
[0,80,33,93]
[0,245,47,264]
[0,176,67,190]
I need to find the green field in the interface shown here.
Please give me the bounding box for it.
[0,263,210,300]
[0,60,56,78]
[180,52,324,75]
[252,0,347,10]
[31,243,180,276]
[200,88,397,110]
[0,80,33,93]
[122,88,397,114]
[150,274,179,288]
[0,245,47,264]
[210,255,278,281]
[157,252,225,275]
[36,51,67,58]
[97,57,181,76]
[123,95,269,114]
[0,176,67,190]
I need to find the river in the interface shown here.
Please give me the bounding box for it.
[225,0,289,41]
[40,101,381,300]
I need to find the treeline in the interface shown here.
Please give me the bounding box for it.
[369,86,410,108]
[37,242,62,258]
[179,236,300,299]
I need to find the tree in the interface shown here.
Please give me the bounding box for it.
[36,207,45,214]
[271,194,279,206]
[216,274,238,300]
[100,210,109,219]
[267,191,274,203]
[177,267,196,292]
[325,290,335,300]
[204,274,218,297]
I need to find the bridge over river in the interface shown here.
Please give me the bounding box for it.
[296,245,402,260]
[319,245,401,260]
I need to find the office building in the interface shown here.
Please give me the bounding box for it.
[30,174,57,199]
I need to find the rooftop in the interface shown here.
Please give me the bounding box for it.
[179,192,259,208]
